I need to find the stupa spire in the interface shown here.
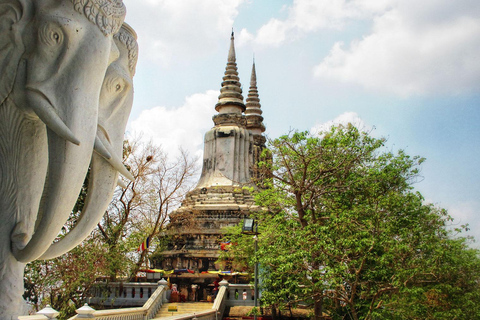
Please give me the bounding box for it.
[228,30,236,63]
[214,31,246,121]
[246,60,265,134]
[198,31,251,188]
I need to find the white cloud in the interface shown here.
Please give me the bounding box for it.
[288,0,356,31]
[235,0,480,96]
[128,90,218,160]
[236,28,254,48]
[247,0,392,47]
[310,112,367,135]
[123,0,245,67]
[314,0,480,96]
[255,18,289,47]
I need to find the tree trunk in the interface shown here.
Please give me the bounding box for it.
[271,306,277,320]
[129,248,148,280]
[349,303,359,320]
[314,298,324,320]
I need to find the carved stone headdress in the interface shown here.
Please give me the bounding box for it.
[114,22,138,76]
[71,0,126,35]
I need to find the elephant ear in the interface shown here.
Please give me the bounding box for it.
[0,0,29,105]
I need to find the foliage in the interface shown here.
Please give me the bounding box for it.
[218,222,257,275]
[225,126,480,320]
[24,239,108,319]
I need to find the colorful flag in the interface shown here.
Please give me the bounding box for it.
[220,241,231,251]
[138,237,150,252]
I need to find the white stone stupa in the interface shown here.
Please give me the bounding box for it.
[158,32,266,296]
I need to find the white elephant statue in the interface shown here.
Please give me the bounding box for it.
[41,22,138,260]
[0,0,128,317]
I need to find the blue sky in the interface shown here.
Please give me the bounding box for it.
[122,0,480,246]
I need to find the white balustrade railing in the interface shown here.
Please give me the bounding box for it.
[19,280,249,320]
[79,307,145,320]
[224,284,255,307]
[211,281,228,319]
[18,315,49,320]
[88,282,159,307]
[19,279,169,320]
[143,280,169,320]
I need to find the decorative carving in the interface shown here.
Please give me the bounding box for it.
[213,112,247,126]
[114,23,139,75]
[71,0,126,35]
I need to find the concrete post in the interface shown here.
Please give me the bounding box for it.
[37,305,59,319]
[75,303,96,319]
[158,278,169,302]
[219,279,229,287]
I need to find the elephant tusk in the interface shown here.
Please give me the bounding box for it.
[94,135,112,160]
[39,154,117,260]
[97,134,134,182]
[117,178,127,188]
[108,152,135,182]
[26,87,81,146]
[13,128,93,262]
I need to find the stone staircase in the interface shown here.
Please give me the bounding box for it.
[153,302,213,318]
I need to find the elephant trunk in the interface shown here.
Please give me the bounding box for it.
[0,100,48,317]
[12,61,101,262]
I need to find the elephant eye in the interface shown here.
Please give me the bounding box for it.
[39,23,64,46]
[106,74,129,94]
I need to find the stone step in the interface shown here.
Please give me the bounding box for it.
[155,302,213,318]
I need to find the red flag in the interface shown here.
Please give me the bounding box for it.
[220,241,231,251]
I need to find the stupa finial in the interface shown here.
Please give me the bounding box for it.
[246,59,265,134]
[250,58,257,87]
[214,31,245,117]
[228,30,236,63]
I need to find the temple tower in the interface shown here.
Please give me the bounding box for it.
[245,61,266,180]
[196,31,252,188]
[157,33,266,297]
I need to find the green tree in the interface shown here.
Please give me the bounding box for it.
[226,126,480,320]
[24,237,109,319]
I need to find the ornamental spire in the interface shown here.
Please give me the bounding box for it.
[246,60,265,134]
[214,31,245,119]
[228,30,236,63]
